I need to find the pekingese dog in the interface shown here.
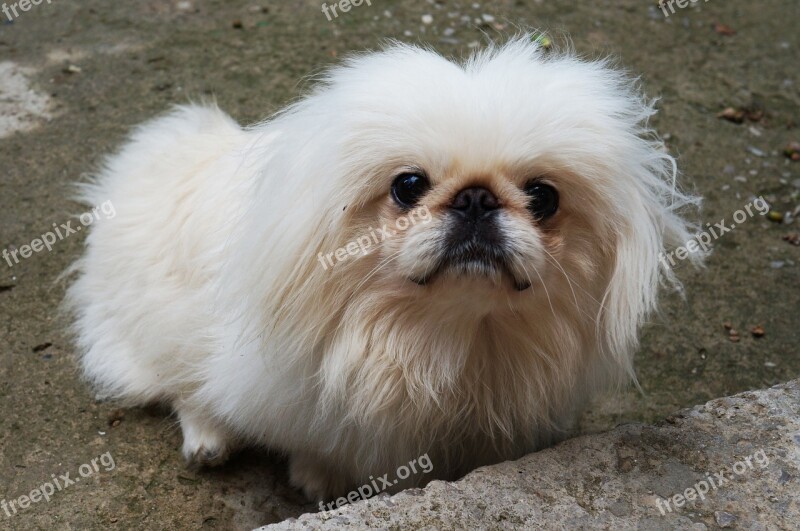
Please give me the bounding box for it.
[67,36,700,501]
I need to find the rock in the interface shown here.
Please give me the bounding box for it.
[260,380,800,530]
[715,510,737,527]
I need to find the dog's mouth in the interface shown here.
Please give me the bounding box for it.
[409,245,532,292]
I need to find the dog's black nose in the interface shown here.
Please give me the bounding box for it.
[449,187,500,220]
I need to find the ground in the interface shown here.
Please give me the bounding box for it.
[0,0,797,529]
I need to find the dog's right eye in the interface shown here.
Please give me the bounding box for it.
[391,173,430,209]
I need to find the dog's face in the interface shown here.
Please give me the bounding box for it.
[393,167,555,293]
[317,42,658,323]
[375,158,605,307]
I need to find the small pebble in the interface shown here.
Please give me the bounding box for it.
[421,14,433,24]
[765,361,777,368]
[533,34,553,49]
[768,211,784,223]
[108,409,125,427]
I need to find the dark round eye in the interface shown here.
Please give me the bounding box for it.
[524,182,559,220]
[391,173,430,209]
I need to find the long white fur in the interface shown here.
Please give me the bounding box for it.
[66,36,700,500]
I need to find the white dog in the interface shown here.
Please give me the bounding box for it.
[67,37,700,501]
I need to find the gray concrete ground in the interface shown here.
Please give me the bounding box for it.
[0,0,797,529]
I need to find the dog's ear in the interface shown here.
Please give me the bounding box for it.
[598,155,702,383]
[600,200,663,382]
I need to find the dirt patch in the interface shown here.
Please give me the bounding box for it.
[0,61,52,138]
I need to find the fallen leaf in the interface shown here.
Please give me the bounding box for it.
[718,107,745,123]
[714,23,736,36]
[783,233,800,246]
[784,141,800,161]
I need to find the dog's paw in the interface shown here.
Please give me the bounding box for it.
[289,454,348,502]
[184,441,230,468]
[179,409,233,468]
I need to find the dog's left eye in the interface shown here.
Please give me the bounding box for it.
[391,173,430,208]
[524,181,559,220]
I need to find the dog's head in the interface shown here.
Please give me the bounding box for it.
[243,37,700,428]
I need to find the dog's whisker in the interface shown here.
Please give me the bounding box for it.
[540,252,604,328]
